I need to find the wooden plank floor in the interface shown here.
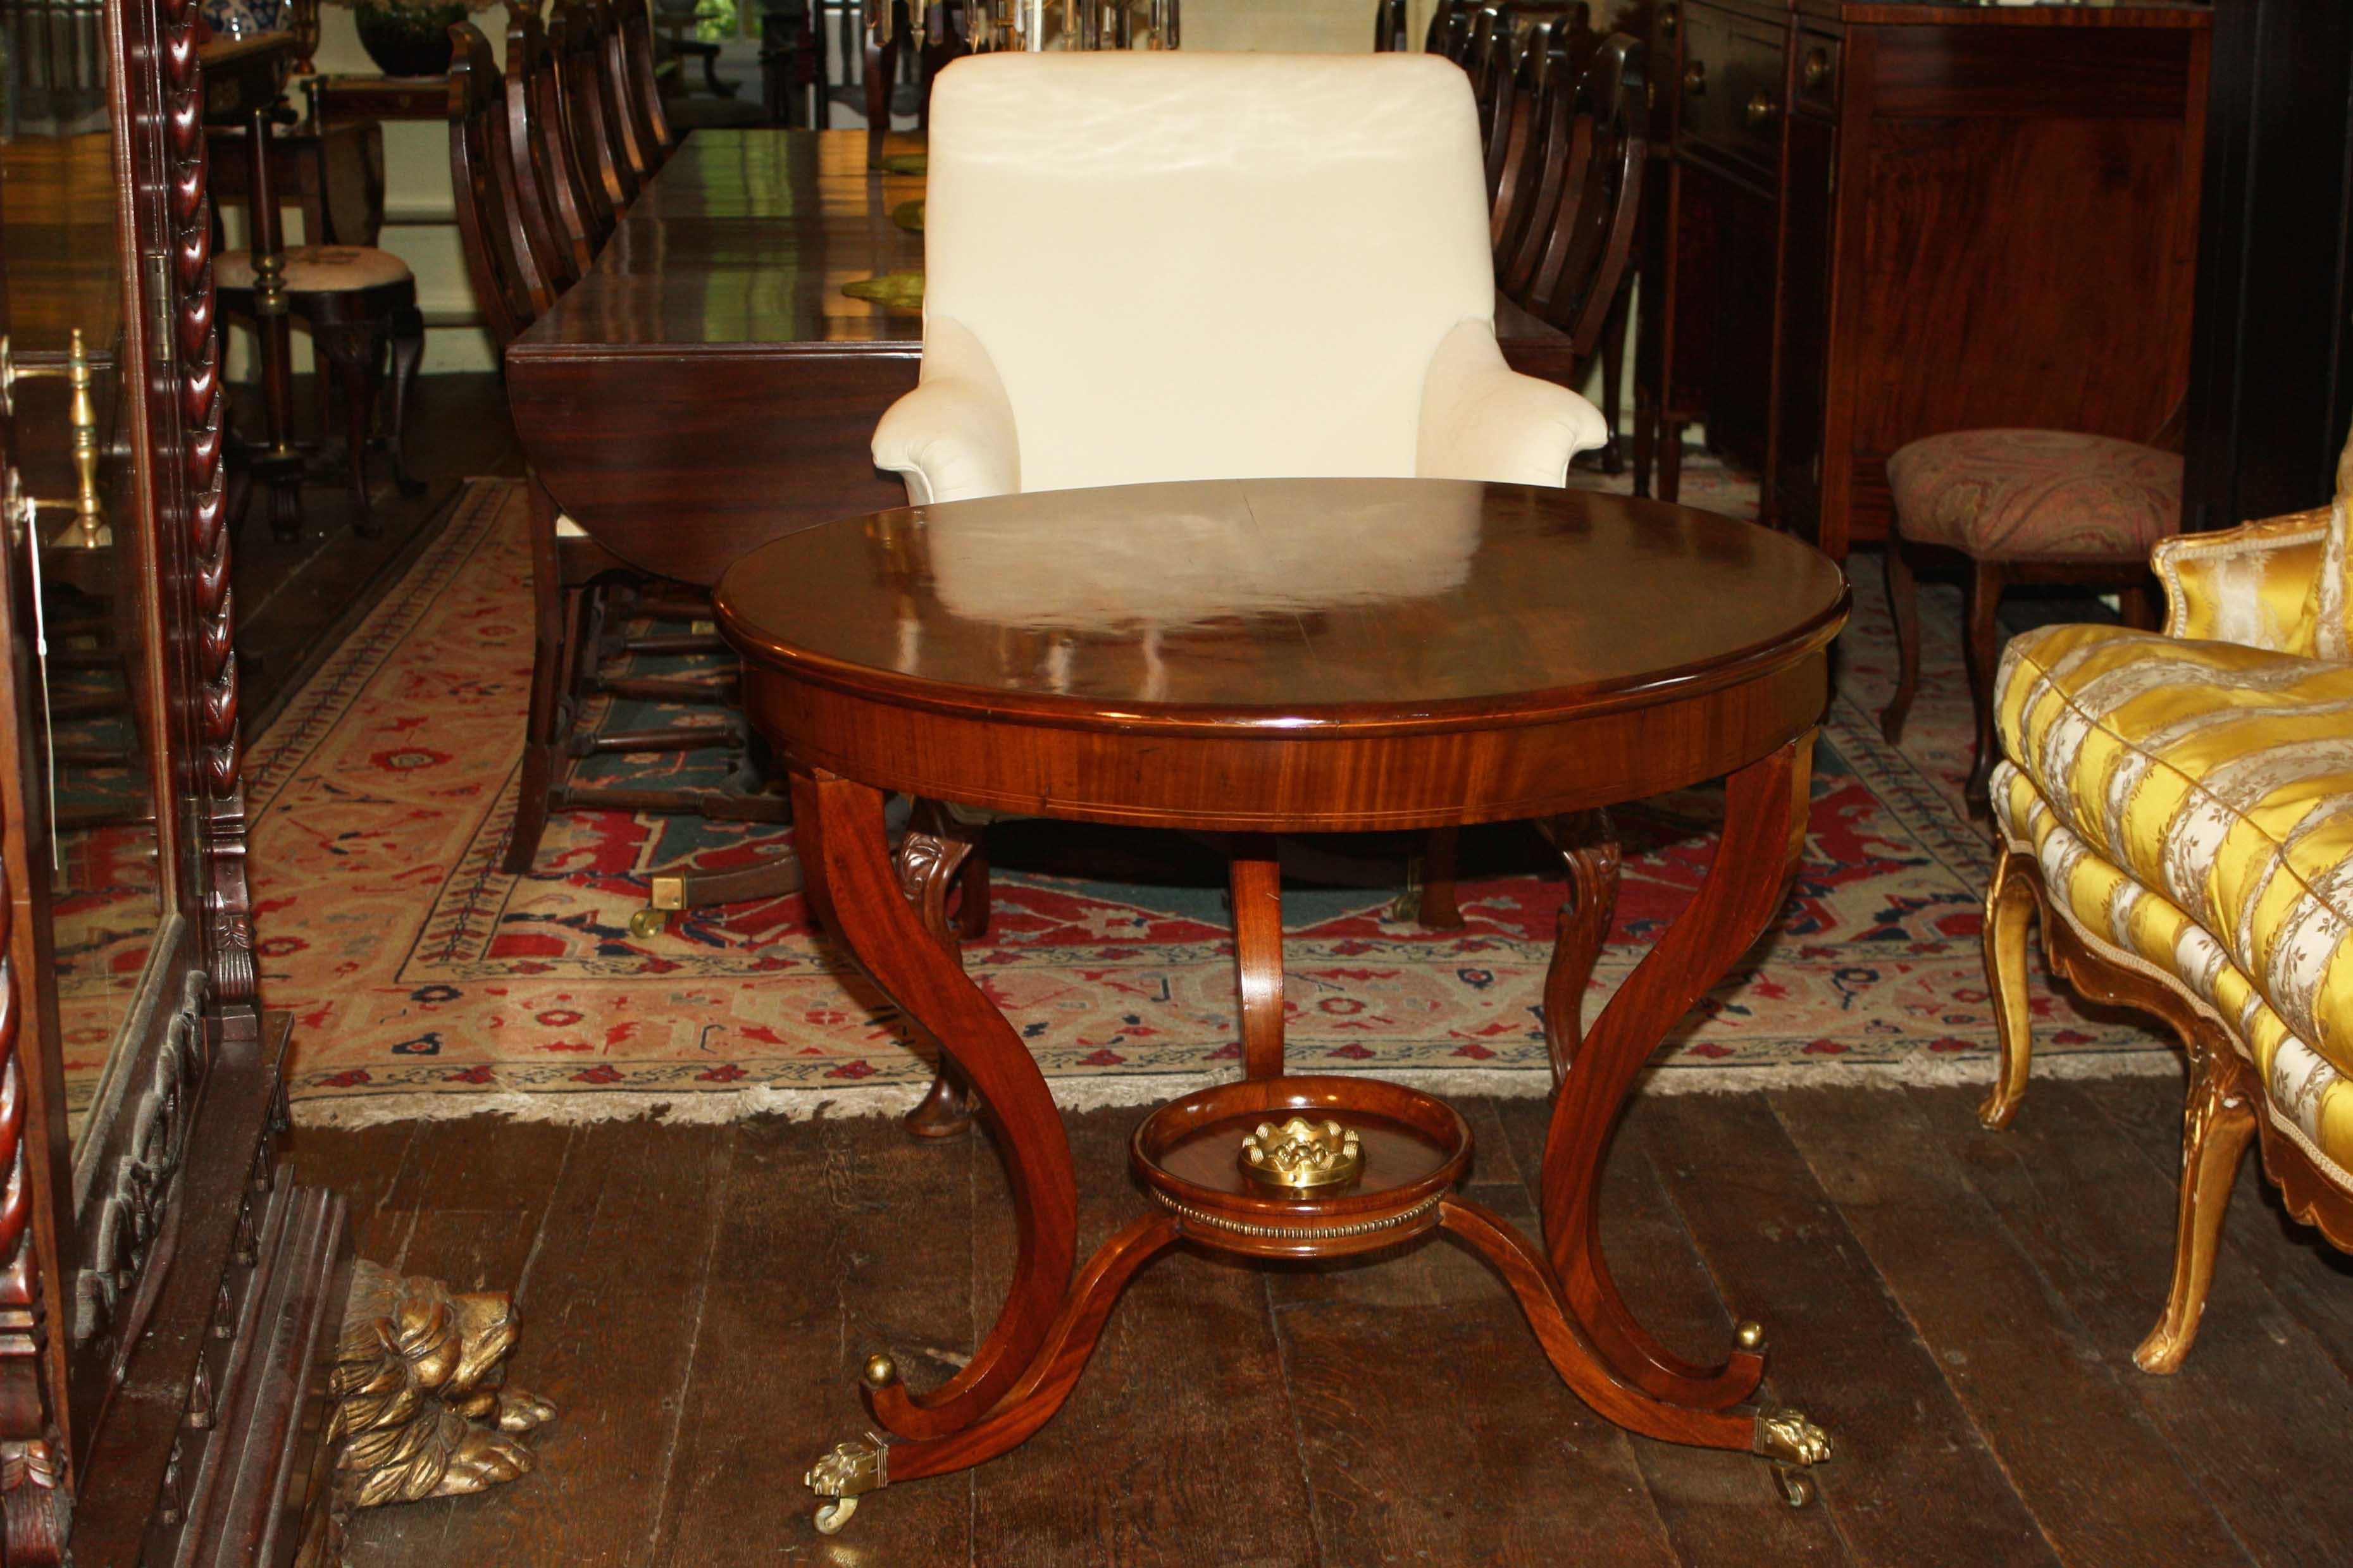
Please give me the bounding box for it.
[292,1073,2353,1566]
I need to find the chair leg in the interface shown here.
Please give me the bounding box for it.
[1417,824,1465,930]
[387,304,425,496]
[506,481,571,877]
[1978,843,2040,1131]
[2120,580,2160,632]
[1657,418,1684,505]
[1631,390,1655,500]
[2133,1030,2257,1374]
[335,336,381,537]
[1961,559,2008,812]
[1880,537,1921,744]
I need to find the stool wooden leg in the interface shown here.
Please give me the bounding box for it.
[388,302,426,496]
[1880,538,1921,744]
[332,333,382,536]
[1961,560,2008,811]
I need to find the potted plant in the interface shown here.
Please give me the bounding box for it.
[326,0,499,77]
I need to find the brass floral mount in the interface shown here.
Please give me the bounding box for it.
[1239,1116,1364,1194]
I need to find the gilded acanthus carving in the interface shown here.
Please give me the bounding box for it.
[326,1262,554,1509]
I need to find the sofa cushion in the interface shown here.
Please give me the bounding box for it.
[1997,621,2353,1096]
[1994,761,2353,1176]
[1888,430,2180,560]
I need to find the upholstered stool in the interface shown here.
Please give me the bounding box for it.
[216,244,425,537]
[1879,429,2178,810]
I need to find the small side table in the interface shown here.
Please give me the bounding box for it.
[716,477,1851,1533]
[304,72,450,127]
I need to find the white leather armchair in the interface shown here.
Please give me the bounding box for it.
[872,51,1607,505]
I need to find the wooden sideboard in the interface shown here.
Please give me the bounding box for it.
[1637,0,2211,560]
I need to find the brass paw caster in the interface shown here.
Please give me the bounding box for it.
[1752,1406,1830,1509]
[628,906,666,939]
[806,1432,887,1536]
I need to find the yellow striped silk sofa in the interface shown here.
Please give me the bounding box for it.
[1986,485,2353,1374]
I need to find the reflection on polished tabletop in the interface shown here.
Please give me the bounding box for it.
[715,478,1849,727]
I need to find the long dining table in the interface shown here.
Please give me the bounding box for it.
[504,127,1597,588]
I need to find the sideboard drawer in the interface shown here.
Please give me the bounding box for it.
[1677,3,1785,187]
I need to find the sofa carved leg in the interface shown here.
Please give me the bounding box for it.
[1979,843,2041,1130]
[2135,1033,2257,1375]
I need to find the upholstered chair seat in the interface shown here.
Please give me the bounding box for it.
[872,51,1607,504]
[1887,429,2182,560]
[1880,427,2182,810]
[215,244,416,293]
[1981,474,2353,1373]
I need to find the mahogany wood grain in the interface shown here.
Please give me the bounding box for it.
[1639,1,2209,557]
[504,130,1591,589]
[1229,843,1286,1080]
[793,771,1077,1441]
[736,477,1847,1501]
[1537,808,1621,1085]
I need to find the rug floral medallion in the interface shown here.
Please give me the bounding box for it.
[249,480,2171,1125]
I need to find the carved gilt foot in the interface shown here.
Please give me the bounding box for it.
[328,1260,555,1510]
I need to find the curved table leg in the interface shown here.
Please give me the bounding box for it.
[1541,738,1813,1411]
[1536,809,1622,1086]
[1444,1197,1822,1465]
[794,770,1076,1440]
[898,799,981,1140]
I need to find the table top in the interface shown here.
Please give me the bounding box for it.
[716,478,1849,737]
[507,128,1577,360]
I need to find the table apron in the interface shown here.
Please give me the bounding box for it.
[743,656,1830,831]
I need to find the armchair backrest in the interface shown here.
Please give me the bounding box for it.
[922,52,1496,495]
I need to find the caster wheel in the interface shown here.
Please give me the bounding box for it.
[1773,1466,1816,1509]
[814,1497,859,1534]
[628,907,666,939]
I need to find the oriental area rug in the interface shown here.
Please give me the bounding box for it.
[246,478,2173,1126]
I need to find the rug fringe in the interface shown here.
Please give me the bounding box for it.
[289,1047,2180,1128]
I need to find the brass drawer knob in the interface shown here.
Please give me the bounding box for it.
[1746,90,1777,128]
[1683,60,1706,96]
[1803,47,1832,90]
[1659,3,1678,35]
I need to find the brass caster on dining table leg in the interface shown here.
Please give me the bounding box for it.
[807,1432,887,1535]
[1753,1406,1832,1508]
[628,906,667,939]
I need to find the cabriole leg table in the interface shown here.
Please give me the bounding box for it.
[709,477,1852,1534]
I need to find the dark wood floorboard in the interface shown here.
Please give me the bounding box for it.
[306,1077,2353,1567]
[1770,1086,2247,1567]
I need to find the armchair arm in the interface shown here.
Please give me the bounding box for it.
[1415,319,1609,487]
[871,316,1021,505]
[2152,505,2333,656]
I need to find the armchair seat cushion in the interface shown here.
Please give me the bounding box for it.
[1889,430,2181,561]
[1995,621,2353,1158]
[216,245,414,295]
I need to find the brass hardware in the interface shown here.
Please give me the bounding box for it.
[690,619,717,635]
[1239,1116,1364,1194]
[1658,3,1677,35]
[1753,1407,1832,1468]
[1682,60,1706,96]
[807,1433,888,1534]
[650,874,687,911]
[1151,1187,1442,1242]
[327,1261,557,1508]
[1803,47,1833,90]
[1,331,108,549]
[1746,91,1777,128]
[628,906,667,938]
[861,1352,899,1390]
[1775,1466,1816,1507]
[1734,1319,1765,1351]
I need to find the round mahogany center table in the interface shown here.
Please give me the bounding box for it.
[714,477,1849,1531]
